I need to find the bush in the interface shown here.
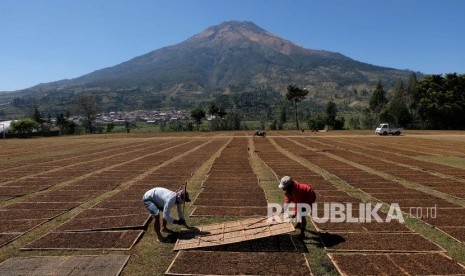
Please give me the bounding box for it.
[308,114,326,131]
[334,117,345,130]
[10,118,39,137]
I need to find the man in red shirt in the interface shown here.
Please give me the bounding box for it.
[279,176,316,239]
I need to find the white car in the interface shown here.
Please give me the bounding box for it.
[375,123,403,135]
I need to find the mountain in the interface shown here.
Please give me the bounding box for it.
[1,21,418,117]
[46,21,413,90]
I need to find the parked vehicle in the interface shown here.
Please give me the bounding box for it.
[254,130,266,137]
[375,123,403,135]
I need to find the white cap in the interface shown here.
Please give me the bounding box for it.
[278,176,293,190]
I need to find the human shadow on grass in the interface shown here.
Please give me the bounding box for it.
[156,226,207,244]
[177,226,211,240]
[163,233,179,243]
[307,230,345,248]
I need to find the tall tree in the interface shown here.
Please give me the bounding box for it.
[31,106,45,133]
[369,81,388,113]
[367,81,388,126]
[208,103,219,118]
[190,107,206,131]
[285,84,308,130]
[406,73,419,109]
[56,111,76,135]
[74,95,97,134]
[384,80,411,126]
[325,101,338,128]
[207,103,219,130]
[32,106,42,124]
[405,73,420,126]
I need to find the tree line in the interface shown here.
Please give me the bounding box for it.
[189,83,346,132]
[366,73,465,129]
[195,73,465,131]
[7,72,465,136]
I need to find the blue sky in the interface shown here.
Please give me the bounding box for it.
[1,0,464,91]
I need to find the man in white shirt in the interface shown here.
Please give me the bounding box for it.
[142,187,190,242]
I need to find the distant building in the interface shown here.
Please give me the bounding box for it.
[0,120,13,134]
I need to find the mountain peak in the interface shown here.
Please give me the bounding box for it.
[184,21,303,56]
[191,21,269,41]
[210,21,269,35]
